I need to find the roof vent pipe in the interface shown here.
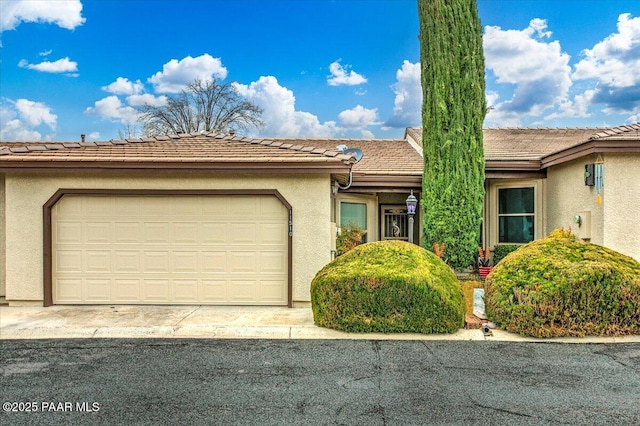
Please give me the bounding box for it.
[229,129,236,136]
[81,134,86,143]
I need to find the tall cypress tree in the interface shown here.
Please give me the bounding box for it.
[418,0,486,269]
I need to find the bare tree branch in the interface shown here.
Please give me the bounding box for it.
[138,78,264,137]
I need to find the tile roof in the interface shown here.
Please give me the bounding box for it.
[0,133,355,167]
[405,123,640,161]
[301,138,423,176]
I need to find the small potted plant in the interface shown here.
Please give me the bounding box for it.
[478,246,492,279]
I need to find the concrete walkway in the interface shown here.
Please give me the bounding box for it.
[1,305,639,343]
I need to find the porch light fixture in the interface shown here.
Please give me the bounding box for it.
[406,190,418,244]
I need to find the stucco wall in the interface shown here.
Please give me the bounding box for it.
[602,154,640,261]
[546,155,604,245]
[0,173,5,297]
[3,171,332,304]
[546,153,640,261]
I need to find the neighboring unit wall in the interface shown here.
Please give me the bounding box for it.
[3,172,332,305]
[546,155,604,245]
[0,173,5,297]
[602,154,640,261]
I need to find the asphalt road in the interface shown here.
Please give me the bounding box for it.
[1,339,639,425]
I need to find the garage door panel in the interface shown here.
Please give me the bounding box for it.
[143,279,170,302]
[260,280,287,302]
[172,251,199,272]
[259,251,287,273]
[260,223,287,244]
[115,222,142,244]
[229,280,257,302]
[113,279,140,301]
[56,250,83,272]
[114,251,142,272]
[56,278,83,302]
[230,197,258,216]
[85,222,111,243]
[85,250,111,272]
[84,197,113,216]
[174,280,199,302]
[143,251,170,273]
[144,222,170,244]
[53,195,288,305]
[201,280,227,302]
[55,221,82,244]
[229,252,257,273]
[173,222,198,243]
[230,223,257,244]
[201,251,227,272]
[86,278,111,301]
[114,197,142,216]
[201,222,227,244]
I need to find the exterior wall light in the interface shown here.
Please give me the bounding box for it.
[406,190,418,244]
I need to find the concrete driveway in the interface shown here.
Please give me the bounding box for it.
[2,305,639,342]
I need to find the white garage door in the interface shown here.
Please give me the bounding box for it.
[52,194,288,305]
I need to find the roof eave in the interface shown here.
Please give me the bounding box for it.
[541,140,640,168]
[0,160,352,174]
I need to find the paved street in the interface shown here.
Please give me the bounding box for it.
[1,339,639,425]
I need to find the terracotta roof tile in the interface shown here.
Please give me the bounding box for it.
[0,133,356,168]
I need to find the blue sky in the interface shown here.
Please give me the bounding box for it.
[1,0,639,142]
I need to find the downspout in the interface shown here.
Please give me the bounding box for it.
[336,164,354,190]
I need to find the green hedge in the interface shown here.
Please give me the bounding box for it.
[492,244,521,265]
[485,229,640,337]
[311,240,464,334]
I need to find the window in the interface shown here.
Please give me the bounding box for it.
[340,202,367,242]
[498,187,534,243]
[381,206,408,240]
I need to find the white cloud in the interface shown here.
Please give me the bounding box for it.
[148,54,228,93]
[384,60,421,128]
[234,76,339,137]
[0,0,85,32]
[88,131,100,139]
[15,98,57,128]
[572,13,640,114]
[102,77,144,95]
[546,89,595,120]
[0,98,56,141]
[338,105,378,129]
[39,49,52,57]
[360,129,375,139]
[327,60,367,86]
[483,18,572,124]
[18,57,78,74]
[84,96,138,126]
[126,93,168,107]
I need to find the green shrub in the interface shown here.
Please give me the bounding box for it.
[336,223,364,256]
[485,229,640,337]
[492,244,520,265]
[311,240,464,334]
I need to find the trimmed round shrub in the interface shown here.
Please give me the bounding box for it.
[311,240,464,334]
[485,229,640,337]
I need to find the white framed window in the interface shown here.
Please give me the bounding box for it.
[340,201,368,242]
[498,186,535,243]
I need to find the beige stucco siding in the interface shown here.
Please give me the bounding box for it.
[546,155,604,245]
[3,172,332,305]
[602,154,640,261]
[546,154,640,261]
[0,173,5,297]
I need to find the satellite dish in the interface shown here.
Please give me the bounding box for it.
[343,148,364,163]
